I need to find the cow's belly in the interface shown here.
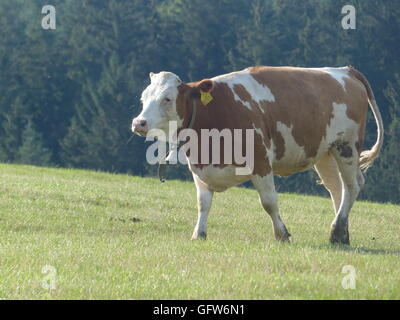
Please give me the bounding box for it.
[188,164,251,192]
[271,140,331,177]
[272,157,316,176]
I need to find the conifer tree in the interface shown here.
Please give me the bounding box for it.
[15,121,53,166]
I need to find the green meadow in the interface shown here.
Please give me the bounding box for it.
[0,164,399,299]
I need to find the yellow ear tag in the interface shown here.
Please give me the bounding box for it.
[200,90,213,106]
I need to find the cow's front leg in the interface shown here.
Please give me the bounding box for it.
[251,173,291,242]
[191,175,214,240]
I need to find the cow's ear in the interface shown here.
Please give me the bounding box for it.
[149,72,155,80]
[195,79,214,93]
[191,79,215,105]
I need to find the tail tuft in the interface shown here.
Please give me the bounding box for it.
[359,147,379,172]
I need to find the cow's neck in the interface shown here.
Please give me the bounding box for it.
[178,99,198,135]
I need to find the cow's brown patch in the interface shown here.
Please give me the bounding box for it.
[273,131,285,160]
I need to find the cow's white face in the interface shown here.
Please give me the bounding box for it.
[132,72,183,139]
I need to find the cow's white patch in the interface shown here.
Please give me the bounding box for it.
[189,164,250,192]
[276,122,306,161]
[272,122,312,175]
[138,71,182,137]
[252,124,269,160]
[213,69,275,113]
[328,103,358,138]
[317,102,359,155]
[310,67,350,91]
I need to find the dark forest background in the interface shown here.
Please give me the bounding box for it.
[0,0,399,203]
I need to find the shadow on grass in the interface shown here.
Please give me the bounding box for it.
[309,243,400,256]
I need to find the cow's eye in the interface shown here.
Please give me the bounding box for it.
[163,97,172,104]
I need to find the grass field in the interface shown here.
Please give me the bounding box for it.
[0,163,399,299]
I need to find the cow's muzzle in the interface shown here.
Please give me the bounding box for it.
[131,118,148,136]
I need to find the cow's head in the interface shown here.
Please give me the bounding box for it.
[132,71,214,140]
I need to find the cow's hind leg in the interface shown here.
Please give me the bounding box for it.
[191,175,213,240]
[314,152,342,214]
[251,174,291,242]
[329,143,364,245]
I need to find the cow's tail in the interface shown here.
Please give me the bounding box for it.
[349,67,384,172]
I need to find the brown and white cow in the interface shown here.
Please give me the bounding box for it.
[132,66,383,245]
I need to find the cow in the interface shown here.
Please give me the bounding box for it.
[132,66,384,245]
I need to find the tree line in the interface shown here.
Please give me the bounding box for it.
[0,0,399,203]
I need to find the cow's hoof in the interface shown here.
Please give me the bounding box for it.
[276,234,291,242]
[191,231,207,240]
[329,228,350,245]
[276,226,291,242]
